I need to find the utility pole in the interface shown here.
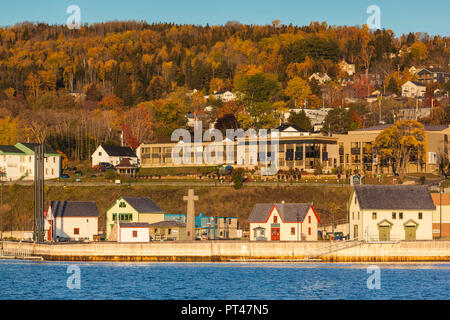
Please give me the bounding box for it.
[440,183,443,239]
[33,144,45,243]
[0,169,4,241]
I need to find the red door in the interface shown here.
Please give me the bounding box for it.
[271,228,280,241]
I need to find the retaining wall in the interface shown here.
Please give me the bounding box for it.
[2,240,449,262]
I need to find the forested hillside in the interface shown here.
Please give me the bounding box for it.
[0,21,448,160]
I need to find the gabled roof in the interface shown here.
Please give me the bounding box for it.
[248,203,313,223]
[119,222,150,228]
[149,220,186,228]
[49,201,99,218]
[100,145,137,158]
[354,185,435,210]
[16,142,59,156]
[116,158,136,168]
[276,124,308,132]
[0,145,25,155]
[121,197,165,213]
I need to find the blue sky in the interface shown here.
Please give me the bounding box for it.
[0,0,449,36]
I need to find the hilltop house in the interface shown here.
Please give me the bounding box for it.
[205,91,236,102]
[339,61,355,76]
[309,73,331,85]
[401,81,426,98]
[0,143,61,181]
[349,185,435,241]
[248,203,320,241]
[105,196,166,238]
[91,145,138,167]
[45,201,99,241]
[417,67,450,85]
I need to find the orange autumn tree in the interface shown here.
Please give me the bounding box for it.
[374,120,427,179]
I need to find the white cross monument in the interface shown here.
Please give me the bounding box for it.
[183,189,199,241]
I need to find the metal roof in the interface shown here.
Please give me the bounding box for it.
[49,201,99,218]
[122,197,165,213]
[248,203,312,223]
[354,185,436,210]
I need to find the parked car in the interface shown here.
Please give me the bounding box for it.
[334,232,345,240]
[74,170,82,177]
[94,162,115,171]
[60,174,70,179]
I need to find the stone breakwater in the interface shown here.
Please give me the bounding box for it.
[1,240,449,262]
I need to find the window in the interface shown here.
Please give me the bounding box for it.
[53,157,56,163]
[99,152,102,156]
[372,212,377,220]
[119,202,126,208]
[308,228,311,235]
[132,230,138,238]
[399,212,403,219]
[392,212,396,219]
[168,229,172,235]
[74,228,80,235]
[273,216,278,223]
[291,227,295,235]
[418,212,423,220]
[308,216,311,223]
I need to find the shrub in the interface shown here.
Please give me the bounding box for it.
[104,170,117,180]
[231,168,245,190]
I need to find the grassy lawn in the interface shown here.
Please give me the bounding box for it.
[1,184,352,232]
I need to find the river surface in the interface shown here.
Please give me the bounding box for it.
[0,260,449,300]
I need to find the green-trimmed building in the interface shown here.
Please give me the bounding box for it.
[105,197,166,238]
[0,143,61,181]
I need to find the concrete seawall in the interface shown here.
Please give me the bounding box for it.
[1,240,450,262]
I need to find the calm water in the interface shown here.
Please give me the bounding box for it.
[0,260,449,300]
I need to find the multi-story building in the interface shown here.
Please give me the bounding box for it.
[401,81,426,98]
[417,67,450,85]
[332,124,450,175]
[0,143,61,181]
[137,123,450,176]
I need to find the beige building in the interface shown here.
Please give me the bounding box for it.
[105,197,166,238]
[150,220,186,241]
[430,194,450,238]
[349,185,435,241]
[248,203,320,241]
[137,124,450,176]
[332,124,450,175]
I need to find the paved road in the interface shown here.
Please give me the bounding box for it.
[3,180,350,188]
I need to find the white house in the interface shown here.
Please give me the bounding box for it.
[0,143,61,181]
[339,61,355,76]
[45,201,99,241]
[309,73,331,85]
[91,145,138,167]
[205,91,236,102]
[248,202,320,241]
[118,222,151,242]
[349,185,435,241]
[401,81,426,98]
